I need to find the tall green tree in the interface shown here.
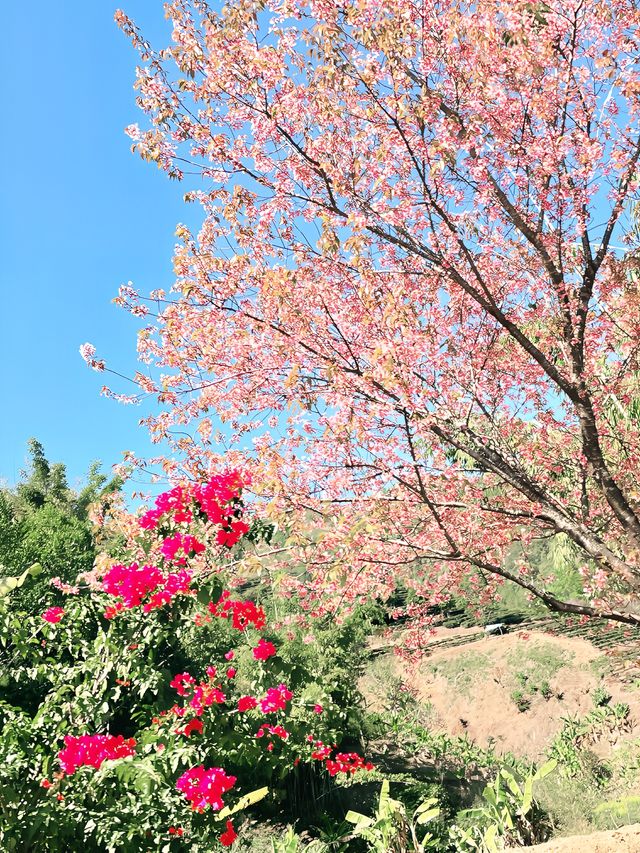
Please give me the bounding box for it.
[0,440,121,612]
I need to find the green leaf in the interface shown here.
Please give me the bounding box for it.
[533,758,557,782]
[345,810,374,828]
[414,807,440,825]
[218,786,269,819]
[0,563,42,598]
[483,824,499,853]
[521,774,534,816]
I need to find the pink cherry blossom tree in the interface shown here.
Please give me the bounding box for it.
[111,0,640,627]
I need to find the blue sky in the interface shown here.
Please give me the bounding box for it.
[0,2,194,490]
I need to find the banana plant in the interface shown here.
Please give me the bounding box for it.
[345,780,442,852]
[452,760,557,851]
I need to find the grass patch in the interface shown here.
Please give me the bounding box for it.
[588,655,613,679]
[506,641,572,684]
[428,651,491,695]
[535,772,601,837]
[593,796,640,830]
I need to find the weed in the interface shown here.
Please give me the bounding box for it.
[593,796,640,830]
[511,690,532,713]
[539,681,553,700]
[592,686,612,707]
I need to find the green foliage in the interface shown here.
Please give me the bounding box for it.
[0,441,121,613]
[592,686,612,708]
[270,826,331,852]
[450,761,556,850]
[547,704,631,783]
[0,563,42,599]
[510,690,531,713]
[0,577,372,850]
[504,534,586,605]
[510,671,554,708]
[345,780,442,852]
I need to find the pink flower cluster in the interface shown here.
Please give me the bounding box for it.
[256,723,289,740]
[102,562,193,617]
[102,563,163,608]
[169,669,226,716]
[41,607,65,624]
[260,684,292,713]
[139,485,192,529]
[253,638,277,661]
[208,591,267,630]
[192,472,245,521]
[138,472,249,548]
[58,734,136,775]
[160,533,205,563]
[175,765,236,812]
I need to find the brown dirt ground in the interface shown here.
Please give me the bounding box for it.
[523,822,640,851]
[360,629,640,760]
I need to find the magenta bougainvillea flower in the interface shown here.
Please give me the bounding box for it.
[58,734,136,775]
[41,607,65,623]
[175,765,236,812]
[252,638,277,661]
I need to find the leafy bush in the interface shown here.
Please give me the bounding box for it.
[0,475,374,851]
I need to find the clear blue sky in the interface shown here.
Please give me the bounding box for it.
[0,2,195,490]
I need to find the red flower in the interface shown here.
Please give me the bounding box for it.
[170,672,196,696]
[237,696,258,712]
[41,607,65,623]
[226,667,236,679]
[260,684,292,713]
[182,718,203,737]
[313,704,323,714]
[175,765,236,811]
[58,734,136,775]
[219,819,238,847]
[104,603,123,620]
[40,778,52,788]
[252,639,277,661]
[216,520,249,548]
[209,595,266,630]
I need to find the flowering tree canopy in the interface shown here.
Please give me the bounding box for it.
[112,0,640,626]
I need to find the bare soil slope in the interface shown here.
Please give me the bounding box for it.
[524,822,640,852]
[361,628,640,760]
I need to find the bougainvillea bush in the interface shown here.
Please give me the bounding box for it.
[0,474,372,851]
